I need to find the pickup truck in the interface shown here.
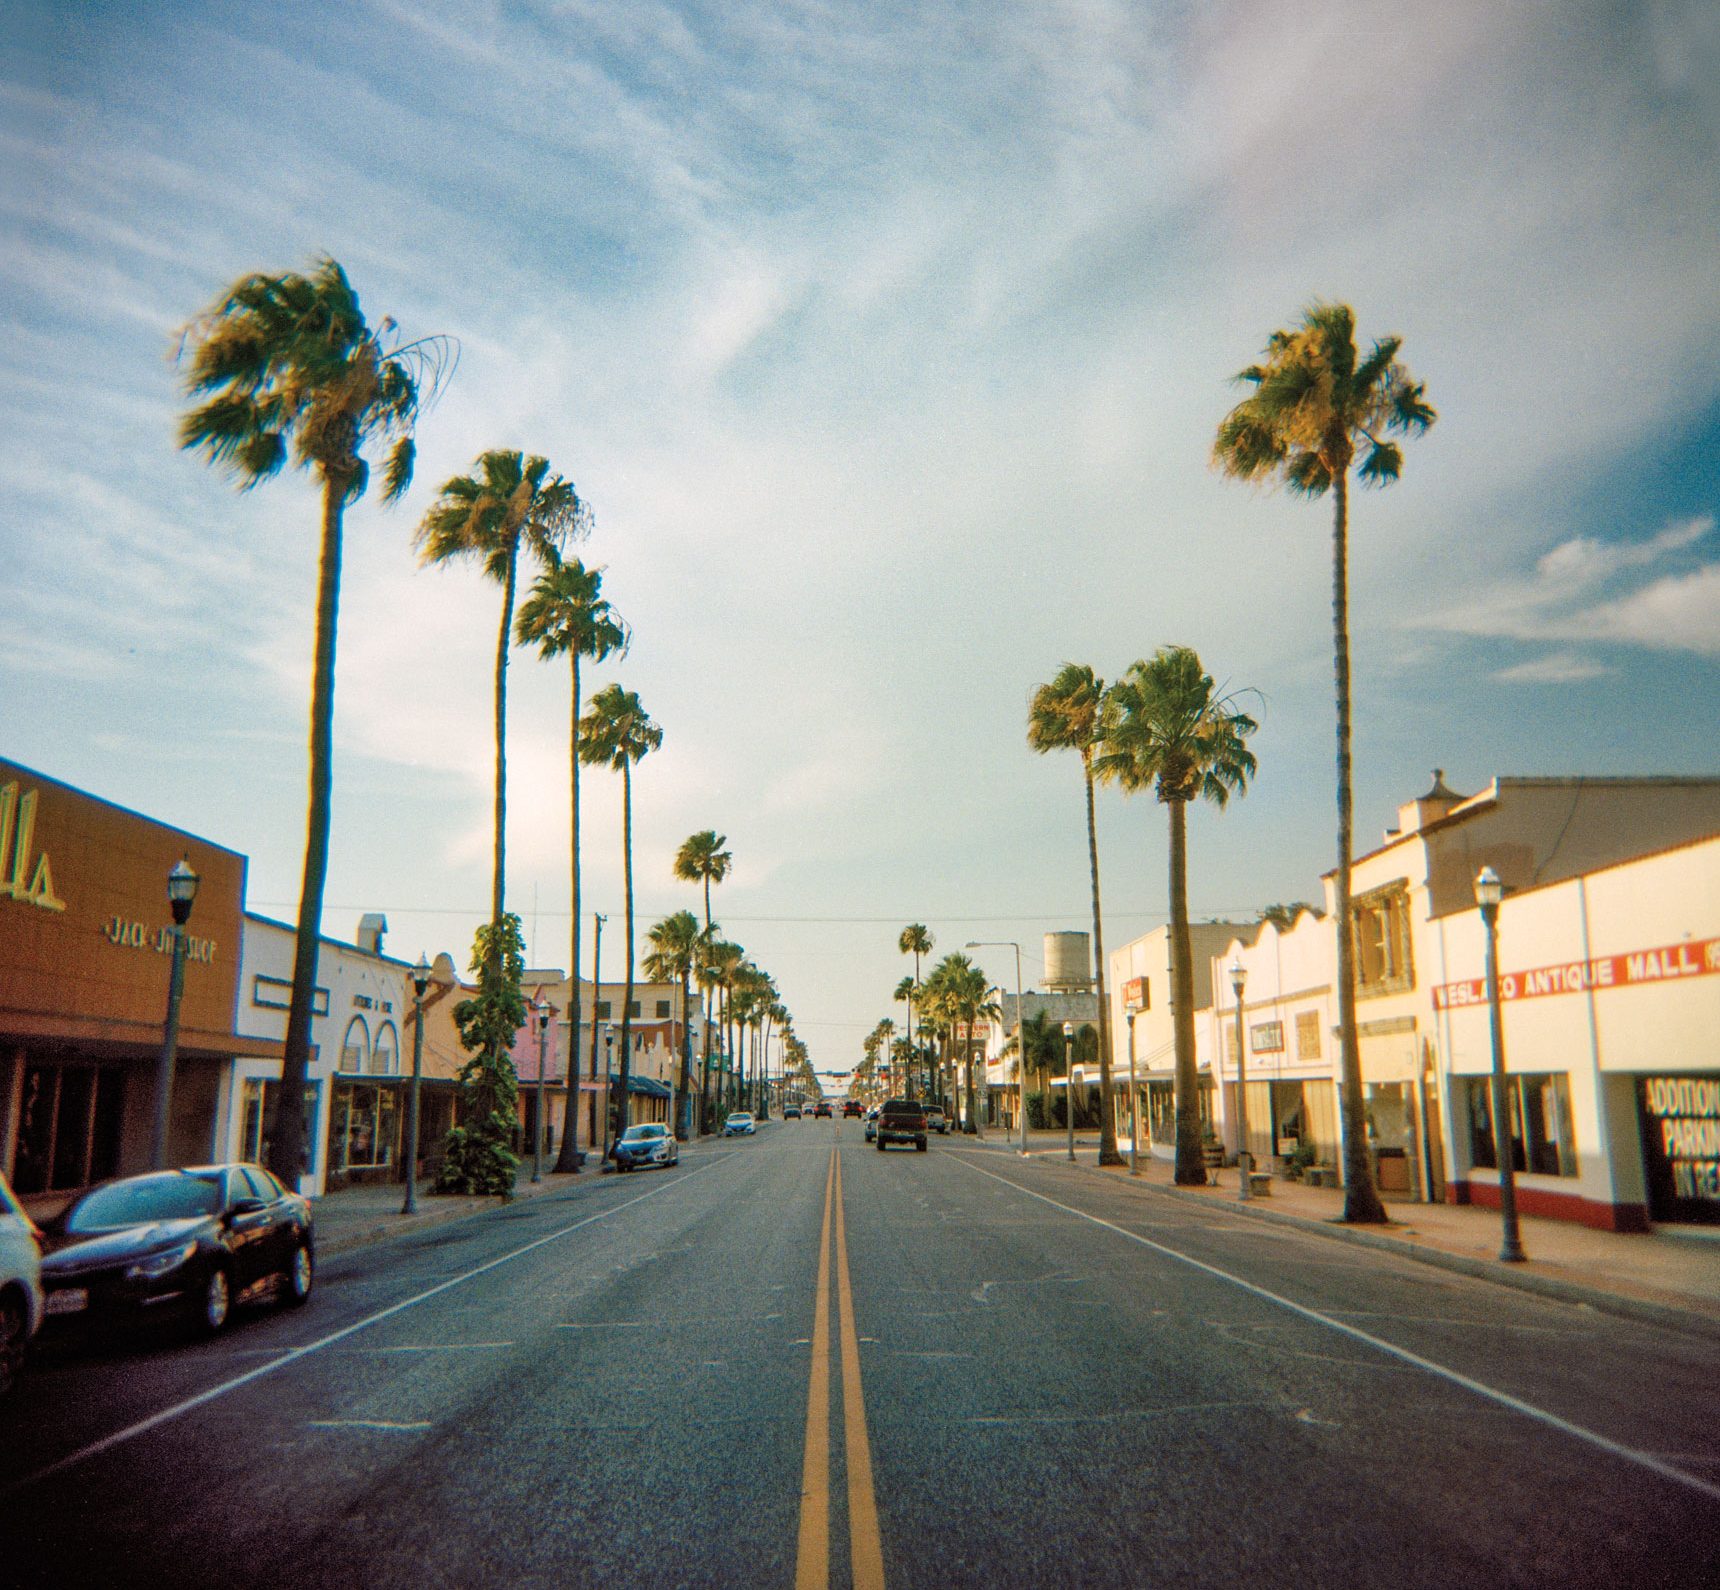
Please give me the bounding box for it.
[876,1098,928,1152]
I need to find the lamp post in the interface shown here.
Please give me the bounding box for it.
[531,993,553,1183]
[966,941,1027,1154]
[602,1027,616,1165]
[1230,959,1250,1202]
[1475,866,1527,1263]
[150,858,199,1169]
[1126,997,1142,1177]
[1063,1021,1076,1162]
[403,955,430,1215]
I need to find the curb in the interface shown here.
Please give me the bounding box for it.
[971,1139,1720,1348]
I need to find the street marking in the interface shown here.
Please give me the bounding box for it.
[793,1150,836,1590]
[308,1419,433,1431]
[556,1321,648,1329]
[951,1156,1720,1505]
[4,1161,717,1498]
[356,1342,514,1353]
[834,1153,886,1590]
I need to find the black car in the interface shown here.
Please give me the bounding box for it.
[38,1164,314,1337]
[813,1102,833,1118]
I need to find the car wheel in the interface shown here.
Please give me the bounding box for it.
[916,1137,927,1152]
[0,1292,26,1398]
[196,1266,232,1336]
[877,1139,886,1152]
[284,1241,313,1307]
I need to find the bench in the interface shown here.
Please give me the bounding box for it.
[1304,1164,1337,1188]
[1247,1171,1273,1197]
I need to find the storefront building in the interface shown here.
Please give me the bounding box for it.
[0,759,270,1207]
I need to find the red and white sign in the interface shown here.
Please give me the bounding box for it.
[1433,936,1720,1011]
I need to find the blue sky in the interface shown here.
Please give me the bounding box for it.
[4,0,1718,1077]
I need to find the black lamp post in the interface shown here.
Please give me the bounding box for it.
[150,859,199,1169]
[403,955,430,1215]
[1475,866,1527,1262]
[532,993,553,1183]
[1063,1021,1076,1162]
[1230,959,1251,1202]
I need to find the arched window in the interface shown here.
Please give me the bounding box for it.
[341,1016,370,1073]
[371,1021,399,1076]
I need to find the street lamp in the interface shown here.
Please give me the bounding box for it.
[403,955,430,1215]
[968,943,1027,1153]
[1475,867,1527,1263]
[1230,958,1250,1202]
[602,1027,616,1165]
[1125,991,1142,1178]
[150,858,199,1169]
[1063,1021,1076,1162]
[532,993,554,1183]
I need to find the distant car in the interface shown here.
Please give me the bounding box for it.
[923,1105,950,1135]
[613,1122,679,1171]
[784,1106,802,1119]
[864,1107,879,1143]
[842,1100,863,1118]
[38,1164,313,1339]
[813,1102,833,1118]
[723,1112,757,1136]
[877,1098,928,1152]
[0,1170,44,1397]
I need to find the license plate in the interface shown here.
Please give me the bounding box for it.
[45,1288,88,1315]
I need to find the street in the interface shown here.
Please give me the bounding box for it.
[3,1120,1718,1589]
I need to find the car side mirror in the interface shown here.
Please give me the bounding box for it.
[228,1197,267,1217]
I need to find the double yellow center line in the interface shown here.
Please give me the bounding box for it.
[795,1148,886,1590]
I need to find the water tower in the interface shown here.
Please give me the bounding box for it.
[1042,931,1093,994]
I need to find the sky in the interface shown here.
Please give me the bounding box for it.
[4,0,1718,1080]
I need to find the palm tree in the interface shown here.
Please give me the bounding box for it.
[578,685,662,1143]
[643,910,702,1141]
[516,554,629,1170]
[1028,663,1121,1165]
[1097,646,1257,1186]
[1213,300,1434,1222]
[704,938,746,1113]
[418,451,588,962]
[924,954,995,1132]
[898,925,932,1097]
[1017,1009,1064,1128]
[676,831,733,1128]
[176,257,451,1188]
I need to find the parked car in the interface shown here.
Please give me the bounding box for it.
[876,1098,928,1152]
[613,1122,679,1171]
[813,1102,833,1118]
[784,1105,802,1119]
[37,1164,313,1339]
[722,1112,758,1136]
[0,1170,44,1396]
[924,1105,950,1135]
[842,1100,863,1118]
[864,1106,880,1143]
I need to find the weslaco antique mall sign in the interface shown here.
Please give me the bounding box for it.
[1433,936,1720,1010]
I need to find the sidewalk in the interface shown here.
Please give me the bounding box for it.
[971,1127,1720,1343]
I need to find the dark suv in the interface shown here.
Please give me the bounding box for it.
[842,1100,863,1118]
[876,1098,928,1152]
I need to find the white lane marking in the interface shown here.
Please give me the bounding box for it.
[5,1161,717,1496]
[951,1155,1720,1505]
[357,1342,514,1353]
[556,1321,647,1329]
[308,1420,433,1431]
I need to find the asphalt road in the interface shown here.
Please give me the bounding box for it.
[3,1120,1717,1588]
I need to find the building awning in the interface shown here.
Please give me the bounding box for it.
[626,1075,673,1098]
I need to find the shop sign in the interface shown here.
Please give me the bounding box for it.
[1434,935,1720,1010]
[1249,1020,1284,1054]
[103,915,219,965]
[0,782,66,913]
[1639,1074,1720,1221]
[1123,977,1149,1012]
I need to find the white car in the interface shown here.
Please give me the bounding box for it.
[722,1112,757,1136]
[1,1170,44,1397]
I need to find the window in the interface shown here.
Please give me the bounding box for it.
[239,1079,320,1170]
[341,1016,370,1072]
[656,1000,671,1018]
[332,1083,397,1170]
[595,1000,612,1020]
[1467,1073,1577,1177]
[1353,884,1414,994]
[252,974,329,1015]
[371,1021,399,1076]
[1295,1011,1322,1061]
[10,1063,125,1195]
[628,1000,641,1018]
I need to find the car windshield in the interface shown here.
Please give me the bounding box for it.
[620,1125,666,1141]
[727,1114,753,1124]
[66,1173,221,1233]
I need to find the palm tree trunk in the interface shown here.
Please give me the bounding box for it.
[1331,472,1387,1222]
[676,968,693,1140]
[554,653,584,1173]
[491,548,517,948]
[271,474,346,1190]
[1086,757,1121,1165]
[617,762,634,1137]
[1168,797,1206,1185]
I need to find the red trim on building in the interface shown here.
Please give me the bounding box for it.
[1449,1178,1651,1233]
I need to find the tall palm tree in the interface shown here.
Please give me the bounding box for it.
[1028,663,1121,1164]
[891,977,917,1094]
[418,451,588,961]
[516,554,629,1170]
[643,909,702,1141]
[704,938,746,1112]
[924,954,995,1132]
[676,831,733,1127]
[1213,300,1434,1222]
[176,257,451,1188]
[578,685,662,1143]
[898,925,932,1098]
[1097,646,1257,1186]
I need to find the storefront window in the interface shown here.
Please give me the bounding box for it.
[12,1063,125,1195]
[239,1078,321,1169]
[332,1082,397,1170]
[1467,1074,1577,1177]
